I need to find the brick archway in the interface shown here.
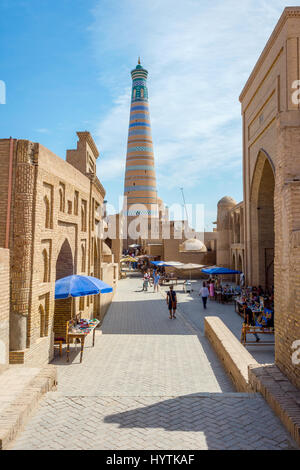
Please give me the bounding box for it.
[54,238,74,340]
[55,238,74,281]
[250,151,275,289]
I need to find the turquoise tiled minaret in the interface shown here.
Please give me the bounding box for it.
[124,59,158,219]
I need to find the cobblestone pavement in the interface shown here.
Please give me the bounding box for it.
[12,276,297,450]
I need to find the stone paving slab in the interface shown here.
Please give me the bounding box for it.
[9,277,298,450]
[12,394,297,450]
[52,333,233,396]
[52,279,234,395]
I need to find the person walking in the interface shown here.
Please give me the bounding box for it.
[143,272,150,291]
[166,285,177,319]
[199,281,209,309]
[153,271,160,292]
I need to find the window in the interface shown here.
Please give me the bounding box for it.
[44,196,50,228]
[59,189,64,212]
[91,237,94,262]
[81,244,86,272]
[42,249,49,283]
[74,191,79,216]
[39,305,46,337]
[81,200,87,232]
[59,183,65,212]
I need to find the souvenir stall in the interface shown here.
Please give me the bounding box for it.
[54,274,113,362]
[234,286,275,346]
[202,266,242,303]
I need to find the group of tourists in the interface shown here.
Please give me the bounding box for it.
[135,258,275,335]
[142,268,161,292]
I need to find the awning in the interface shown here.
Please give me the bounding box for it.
[202,266,241,275]
[176,263,205,270]
[150,261,165,267]
[120,257,137,263]
[150,261,183,267]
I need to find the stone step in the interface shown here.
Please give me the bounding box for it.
[0,365,57,449]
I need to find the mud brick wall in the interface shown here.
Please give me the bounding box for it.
[0,249,9,371]
[274,122,300,389]
[0,132,119,366]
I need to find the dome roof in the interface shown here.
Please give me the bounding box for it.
[180,238,207,253]
[218,196,237,206]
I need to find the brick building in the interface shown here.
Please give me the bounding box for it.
[0,132,118,366]
[0,249,9,371]
[216,7,300,388]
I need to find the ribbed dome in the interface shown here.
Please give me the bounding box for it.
[218,196,237,206]
[180,238,207,253]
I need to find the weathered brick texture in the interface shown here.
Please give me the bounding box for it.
[0,132,119,366]
[216,8,300,389]
[238,8,300,388]
[0,248,9,371]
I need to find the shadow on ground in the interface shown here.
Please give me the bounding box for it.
[103,392,296,450]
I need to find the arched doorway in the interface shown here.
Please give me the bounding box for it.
[54,239,74,340]
[105,237,112,250]
[56,239,73,281]
[250,151,275,290]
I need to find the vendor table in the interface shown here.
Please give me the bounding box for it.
[216,291,235,303]
[241,324,275,346]
[222,292,234,303]
[235,299,262,319]
[67,318,100,363]
[160,277,178,286]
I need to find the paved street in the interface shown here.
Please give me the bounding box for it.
[160,279,275,365]
[12,276,297,450]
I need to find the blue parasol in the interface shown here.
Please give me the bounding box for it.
[55,275,113,299]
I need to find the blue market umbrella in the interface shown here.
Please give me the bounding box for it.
[202,266,241,275]
[55,275,113,300]
[150,261,182,267]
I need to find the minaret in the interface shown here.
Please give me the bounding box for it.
[123,59,158,244]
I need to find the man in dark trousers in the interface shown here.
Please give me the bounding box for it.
[167,285,177,319]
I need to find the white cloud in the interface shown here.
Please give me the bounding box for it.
[90,0,290,193]
[35,128,50,134]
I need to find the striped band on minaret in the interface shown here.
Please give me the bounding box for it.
[124,59,158,217]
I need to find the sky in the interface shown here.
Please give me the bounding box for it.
[0,0,295,230]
